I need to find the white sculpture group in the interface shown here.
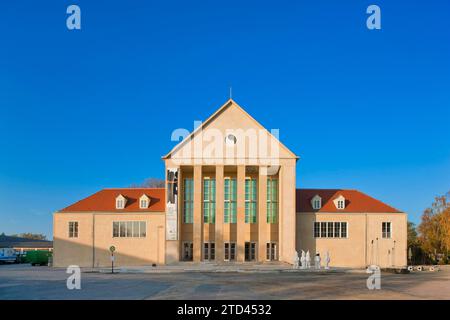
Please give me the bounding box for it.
[293,250,330,270]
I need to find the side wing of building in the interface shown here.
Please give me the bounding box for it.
[53,188,166,268]
[296,189,407,268]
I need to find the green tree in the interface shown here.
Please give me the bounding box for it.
[407,221,418,247]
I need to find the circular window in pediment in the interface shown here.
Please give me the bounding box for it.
[225,134,237,145]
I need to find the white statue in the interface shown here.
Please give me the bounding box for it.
[324,251,331,270]
[300,250,306,269]
[305,250,311,269]
[314,253,321,269]
[293,251,300,269]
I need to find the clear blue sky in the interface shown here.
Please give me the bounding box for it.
[1,1,449,239]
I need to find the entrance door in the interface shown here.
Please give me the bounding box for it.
[224,243,236,261]
[203,242,215,261]
[245,242,257,261]
[183,242,193,261]
[266,242,278,261]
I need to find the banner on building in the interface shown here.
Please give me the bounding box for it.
[166,168,178,240]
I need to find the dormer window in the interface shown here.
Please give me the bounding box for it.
[116,194,127,209]
[333,195,346,210]
[139,194,150,209]
[311,195,322,210]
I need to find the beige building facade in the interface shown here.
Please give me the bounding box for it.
[53,99,407,268]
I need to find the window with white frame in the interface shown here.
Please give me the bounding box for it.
[382,222,391,238]
[311,195,322,210]
[224,242,236,261]
[320,222,327,237]
[333,195,346,210]
[203,242,215,261]
[203,178,216,224]
[245,242,257,261]
[327,222,334,237]
[183,178,194,223]
[341,222,347,237]
[139,195,150,209]
[224,178,237,223]
[266,242,278,261]
[267,177,278,223]
[116,194,126,209]
[112,221,146,238]
[68,221,78,238]
[314,222,348,238]
[245,178,257,223]
[314,222,320,238]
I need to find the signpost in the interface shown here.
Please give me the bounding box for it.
[109,246,116,274]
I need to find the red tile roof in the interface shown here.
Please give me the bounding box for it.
[59,187,400,214]
[59,188,165,212]
[296,189,402,213]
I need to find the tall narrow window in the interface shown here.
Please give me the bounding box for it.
[139,221,146,237]
[68,221,78,238]
[382,222,391,239]
[341,222,348,238]
[113,222,119,237]
[266,243,277,261]
[334,222,341,238]
[210,243,215,260]
[203,178,216,223]
[183,178,194,223]
[267,178,278,223]
[245,242,257,261]
[314,222,320,238]
[230,243,236,260]
[327,222,334,238]
[203,243,209,260]
[245,178,257,223]
[320,222,327,238]
[132,221,140,237]
[224,243,230,261]
[224,178,237,223]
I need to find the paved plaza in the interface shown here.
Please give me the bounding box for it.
[0,264,449,300]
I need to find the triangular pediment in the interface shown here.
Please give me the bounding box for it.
[163,99,298,165]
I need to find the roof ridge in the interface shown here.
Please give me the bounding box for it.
[296,188,403,213]
[58,189,104,212]
[352,189,402,213]
[58,188,166,213]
